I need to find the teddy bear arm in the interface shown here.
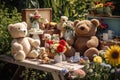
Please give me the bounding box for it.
[66,36,75,45]
[28,37,40,48]
[86,36,99,48]
[11,41,23,51]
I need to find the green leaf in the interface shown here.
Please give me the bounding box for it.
[64,7,69,17]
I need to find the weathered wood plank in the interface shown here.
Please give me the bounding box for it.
[0,55,84,80]
[0,55,62,72]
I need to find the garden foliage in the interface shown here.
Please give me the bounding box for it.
[0,4,21,54]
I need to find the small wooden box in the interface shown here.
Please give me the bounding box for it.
[22,8,52,29]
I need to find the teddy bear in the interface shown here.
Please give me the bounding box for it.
[39,47,50,64]
[8,22,41,61]
[57,16,68,38]
[42,33,54,58]
[63,21,75,45]
[62,21,76,57]
[74,19,100,60]
[65,19,100,60]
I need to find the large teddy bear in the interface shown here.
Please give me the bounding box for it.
[8,22,40,61]
[65,19,100,60]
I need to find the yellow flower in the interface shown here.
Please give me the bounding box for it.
[93,56,102,64]
[105,45,120,66]
[95,3,104,8]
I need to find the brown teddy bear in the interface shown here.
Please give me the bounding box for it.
[8,22,40,61]
[74,19,100,60]
[65,19,100,60]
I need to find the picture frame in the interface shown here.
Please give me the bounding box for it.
[22,8,52,29]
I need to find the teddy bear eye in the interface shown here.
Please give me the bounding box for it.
[18,28,20,30]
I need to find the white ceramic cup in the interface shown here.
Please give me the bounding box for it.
[108,30,113,39]
[103,33,108,41]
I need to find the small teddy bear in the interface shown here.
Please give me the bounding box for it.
[8,22,40,61]
[63,21,75,45]
[57,16,68,38]
[42,33,54,58]
[39,47,50,64]
[43,33,52,48]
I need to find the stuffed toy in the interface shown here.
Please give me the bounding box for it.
[39,18,49,30]
[63,21,76,57]
[57,16,68,38]
[42,33,54,58]
[8,22,40,61]
[39,47,50,64]
[43,33,52,48]
[63,21,75,45]
[73,19,100,60]
[45,22,57,30]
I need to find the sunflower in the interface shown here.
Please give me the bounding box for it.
[105,45,120,66]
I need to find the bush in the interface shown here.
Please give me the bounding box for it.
[0,4,22,54]
[42,0,88,21]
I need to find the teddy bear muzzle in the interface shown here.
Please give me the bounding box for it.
[79,26,85,30]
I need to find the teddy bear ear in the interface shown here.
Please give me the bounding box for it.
[74,20,80,27]
[91,19,100,27]
[8,24,14,31]
[22,22,27,27]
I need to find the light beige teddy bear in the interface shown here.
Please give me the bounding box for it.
[57,16,68,38]
[8,22,40,61]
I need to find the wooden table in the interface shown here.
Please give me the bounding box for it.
[0,55,84,80]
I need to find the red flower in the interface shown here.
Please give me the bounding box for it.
[47,40,54,45]
[56,44,65,53]
[99,19,108,30]
[100,23,108,29]
[34,15,40,19]
[104,2,113,7]
[59,40,66,46]
[95,2,101,5]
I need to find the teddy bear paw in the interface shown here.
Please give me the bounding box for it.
[84,47,99,60]
[27,50,39,58]
[32,40,40,47]
[13,50,26,61]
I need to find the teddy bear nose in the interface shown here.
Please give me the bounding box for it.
[24,30,26,33]
[63,19,65,21]
[80,27,85,30]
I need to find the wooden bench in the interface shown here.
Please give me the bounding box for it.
[0,55,84,80]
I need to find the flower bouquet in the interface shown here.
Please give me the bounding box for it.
[46,39,67,62]
[90,1,115,16]
[29,10,43,30]
[48,39,67,55]
[29,10,42,23]
[81,45,120,80]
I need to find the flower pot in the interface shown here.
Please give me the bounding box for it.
[96,7,104,16]
[104,7,112,16]
[54,54,62,63]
